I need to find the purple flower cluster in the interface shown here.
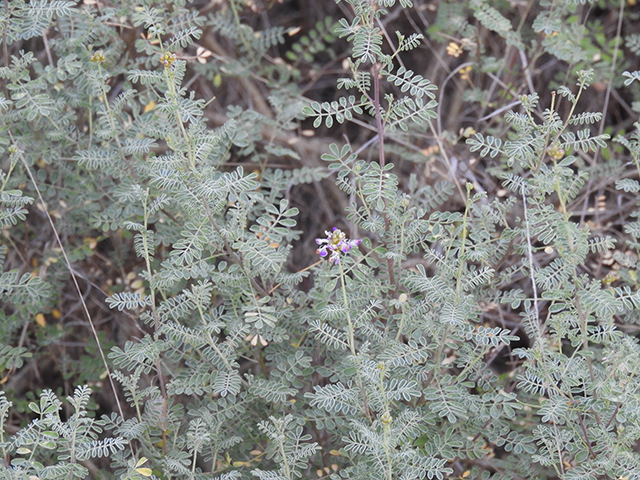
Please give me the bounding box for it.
[315,228,361,264]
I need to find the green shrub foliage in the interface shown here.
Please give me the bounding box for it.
[1,0,640,479]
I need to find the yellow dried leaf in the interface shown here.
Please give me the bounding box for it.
[45,257,58,266]
[446,42,463,58]
[461,126,476,138]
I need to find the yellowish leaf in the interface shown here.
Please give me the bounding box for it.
[446,42,463,58]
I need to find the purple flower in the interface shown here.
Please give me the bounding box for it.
[315,228,361,264]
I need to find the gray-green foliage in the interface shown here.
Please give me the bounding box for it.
[466,69,640,478]
[0,387,126,478]
[1,0,640,479]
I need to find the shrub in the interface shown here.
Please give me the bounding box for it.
[1,0,640,479]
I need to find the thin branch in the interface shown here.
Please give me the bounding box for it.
[11,132,124,419]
